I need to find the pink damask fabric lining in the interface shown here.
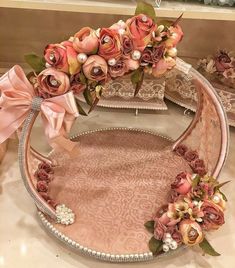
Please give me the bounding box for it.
[43,129,192,254]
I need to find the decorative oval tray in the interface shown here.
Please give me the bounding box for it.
[36,128,190,262]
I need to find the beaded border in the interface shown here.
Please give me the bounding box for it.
[37,127,183,262]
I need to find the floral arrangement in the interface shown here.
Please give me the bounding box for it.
[145,144,229,257]
[197,50,235,89]
[24,1,183,113]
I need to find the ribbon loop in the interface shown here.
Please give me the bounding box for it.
[0,65,79,150]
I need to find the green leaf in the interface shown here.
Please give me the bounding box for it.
[148,236,163,255]
[214,181,230,192]
[79,72,87,85]
[192,175,200,189]
[135,1,157,22]
[144,220,154,234]
[218,190,228,201]
[24,53,46,73]
[83,88,93,106]
[199,238,220,256]
[75,99,87,116]
[88,97,100,114]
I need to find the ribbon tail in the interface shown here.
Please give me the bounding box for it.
[49,135,78,152]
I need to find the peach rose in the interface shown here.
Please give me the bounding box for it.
[98,28,122,60]
[44,41,80,75]
[37,68,70,98]
[171,172,192,195]
[165,25,183,48]
[125,56,140,70]
[82,55,108,81]
[73,27,99,54]
[126,14,156,51]
[201,200,225,230]
[179,219,204,246]
[152,57,176,77]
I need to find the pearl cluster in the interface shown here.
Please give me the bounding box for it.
[56,204,75,225]
[162,233,178,252]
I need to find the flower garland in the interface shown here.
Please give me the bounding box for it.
[25,1,183,113]
[145,145,229,257]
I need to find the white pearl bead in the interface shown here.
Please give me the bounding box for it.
[142,15,148,22]
[164,237,172,246]
[50,79,58,86]
[104,36,110,43]
[167,47,177,57]
[108,58,117,66]
[193,200,199,206]
[163,244,169,252]
[49,53,55,61]
[165,233,172,239]
[212,195,220,204]
[77,53,88,64]
[131,50,141,60]
[118,28,125,35]
[157,25,165,33]
[170,240,178,250]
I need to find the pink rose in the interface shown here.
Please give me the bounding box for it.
[190,159,207,176]
[37,181,48,192]
[154,218,167,240]
[201,200,225,230]
[38,161,53,174]
[108,59,128,78]
[165,25,183,48]
[82,55,108,82]
[34,169,50,182]
[126,14,156,51]
[184,150,199,162]
[37,68,70,98]
[214,51,231,72]
[73,27,99,54]
[122,35,133,56]
[44,41,80,75]
[179,219,204,246]
[152,57,176,77]
[70,72,86,95]
[98,28,122,60]
[174,144,188,157]
[171,172,192,195]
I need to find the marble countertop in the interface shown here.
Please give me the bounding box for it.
[0,101,234,268]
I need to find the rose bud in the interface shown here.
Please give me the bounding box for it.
[108,60,128,78]
[34,169,50,182]
[37,181,48,193]
[152,57,176,77]
[190,159,207,176]
[171,172,192,195]
[98,28,122,60]
[179,219,204,246]
[214,50,231,72]
[122,35,134,56]
[73,27,99,54]
[37,68,70,98]
[44,41,80,75]
[82,55,108,82]
[38,161,53,174]
[126,14,156,51]
[70,72,86,95]
[201,200,225,230]
[174,144,188,157]
[184,150,199,162]
[154,217,167,240]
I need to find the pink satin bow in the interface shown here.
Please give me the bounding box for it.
[0,65,79,150]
